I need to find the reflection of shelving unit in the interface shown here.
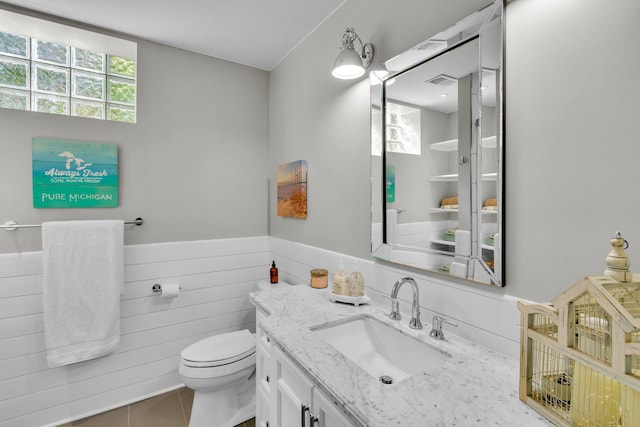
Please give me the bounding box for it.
[429,135,497,152]
[430,173,458,182]
[428,135,498,260]
[429,138,458,152]
[431,208,497,215]
[481,135,497,149]
[430,208,458,214]
[431,238,455,247]
[429,238,496,252]
[430,172,497,182]
[430,237,456,254]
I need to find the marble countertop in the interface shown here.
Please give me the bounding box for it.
[252,284,551,427]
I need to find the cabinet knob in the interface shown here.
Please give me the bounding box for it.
[266,375,270,383]
[310,415,319,425]
[458,155,468,165]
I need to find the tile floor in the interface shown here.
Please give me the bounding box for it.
[56,387,255,427]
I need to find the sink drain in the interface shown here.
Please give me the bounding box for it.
[379,375,394,385]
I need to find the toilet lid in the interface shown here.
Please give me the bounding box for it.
[181,329,255,367]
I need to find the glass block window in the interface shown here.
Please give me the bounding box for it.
[0,87,28,109]
[33,63,69,95]
[0,31,28,57]
[0,56,29,89]
[32,39,69,66]
[72,70,105,100]
[385,102,421,155]
[73,48,105,72]
[0,27,136,122]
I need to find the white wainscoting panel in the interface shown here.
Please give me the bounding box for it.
[0,236,268,427]
[1,235,524,427]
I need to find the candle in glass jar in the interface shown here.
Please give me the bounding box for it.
[310,269,328,288]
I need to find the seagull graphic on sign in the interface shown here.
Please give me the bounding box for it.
[58,151,93,170]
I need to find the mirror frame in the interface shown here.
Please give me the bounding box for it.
[370,0,504,287]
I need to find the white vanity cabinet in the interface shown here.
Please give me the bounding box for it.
[256,312,354,427]
[256,311,275,427]
[308,383,354,427]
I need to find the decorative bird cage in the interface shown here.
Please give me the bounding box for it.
[518,233,640,426]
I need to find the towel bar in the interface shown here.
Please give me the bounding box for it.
[1,217,144,231]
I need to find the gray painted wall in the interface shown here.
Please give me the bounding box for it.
[506,0,640,301]
[3,0,640,304]
[269,0,491,259]
[0,21,270,254]
[270,0,640,302]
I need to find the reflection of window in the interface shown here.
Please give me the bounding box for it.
[386,102,420,155]
[0,10,137,122]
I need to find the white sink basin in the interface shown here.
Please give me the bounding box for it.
[311,315,449,384]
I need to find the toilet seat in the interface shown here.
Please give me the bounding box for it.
[181,329,256,368]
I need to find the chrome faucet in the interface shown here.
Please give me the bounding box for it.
[388,277,423,329]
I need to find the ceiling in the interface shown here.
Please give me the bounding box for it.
[383,3,500,114]
[0,0,346,71]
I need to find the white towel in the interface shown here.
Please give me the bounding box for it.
[42,220,124,367]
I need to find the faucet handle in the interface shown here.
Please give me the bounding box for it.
[384,295,402,320]
[429,316,458,340]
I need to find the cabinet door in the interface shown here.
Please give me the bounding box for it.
[256,329,274,394]
[256,344,273,426]
[273,345,312,427]
[311,387,353,427]
[256,383,271,427]
[256,312,274,427]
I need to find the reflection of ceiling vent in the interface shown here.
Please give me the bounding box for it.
[414,39,446,51]
[426,74,456,86]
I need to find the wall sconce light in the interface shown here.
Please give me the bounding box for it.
[331,27,374,80]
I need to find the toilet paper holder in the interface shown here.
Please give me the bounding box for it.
[152,283,182,293]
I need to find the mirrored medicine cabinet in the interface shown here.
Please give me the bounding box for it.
[371,1,504,287]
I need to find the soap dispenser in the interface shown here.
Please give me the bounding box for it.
[332,260,348,295]
[348,262,364,297]
[270,261,279,284]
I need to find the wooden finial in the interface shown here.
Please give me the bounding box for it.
[604,231,632,282]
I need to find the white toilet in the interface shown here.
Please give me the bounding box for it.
[179,329,256,427]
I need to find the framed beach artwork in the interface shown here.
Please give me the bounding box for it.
[277,160,307,218]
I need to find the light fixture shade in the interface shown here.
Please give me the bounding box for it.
[332,47,365,79]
